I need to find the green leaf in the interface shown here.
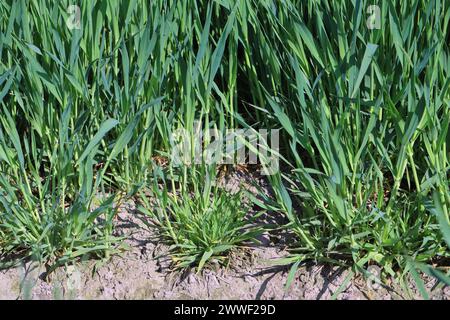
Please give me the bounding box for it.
[78,119,119,164]
[351,43,378,98]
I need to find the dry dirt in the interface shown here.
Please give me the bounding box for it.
[0,172,448,300]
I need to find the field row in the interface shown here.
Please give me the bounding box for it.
[0,0,449,298]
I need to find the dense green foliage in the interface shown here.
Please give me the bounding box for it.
[0,0,448,292]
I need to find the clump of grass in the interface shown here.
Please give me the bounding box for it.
[240,0,449,291]
[139,163,263,272]
[0,103,122,270]
[406,193,450,299]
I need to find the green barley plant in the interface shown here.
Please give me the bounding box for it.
[0,108,122,271]
[406,193,450,299]
[0,0,240,268]
[139,162,263,272]
[240,0,449,288]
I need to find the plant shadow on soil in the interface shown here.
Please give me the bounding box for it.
[0,171,448,300]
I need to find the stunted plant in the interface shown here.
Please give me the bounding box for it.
[405,193,450,299]
[139,161,263,272]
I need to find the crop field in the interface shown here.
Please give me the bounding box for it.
[0,0,449,300]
